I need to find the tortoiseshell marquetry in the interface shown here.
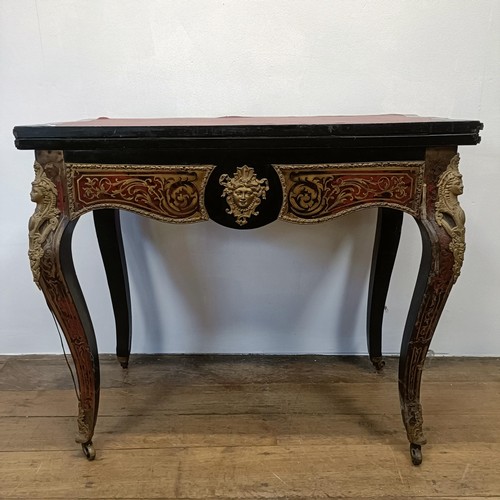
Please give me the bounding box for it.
[276,162,424,223]
[67,163,214,223]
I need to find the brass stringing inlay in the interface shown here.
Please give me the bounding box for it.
[435,154,466,282]
[28,161,60,287]
[67,164,214,222]
[276,162,424,222]
[219,166,270,226]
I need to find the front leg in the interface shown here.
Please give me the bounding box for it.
[29,152,100,459]
[399,149,465,465]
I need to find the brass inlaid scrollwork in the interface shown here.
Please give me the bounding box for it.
[276,162,424,222]
[67,164,214,222]
[28,161,61,287]
[219,166,270,226]
[435,154,466,282]
[80,174,199,216]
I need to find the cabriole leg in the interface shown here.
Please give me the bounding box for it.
[93,209,132,368]
[399,148,465,465]
[29,151,100,460]
[367,208,403,371]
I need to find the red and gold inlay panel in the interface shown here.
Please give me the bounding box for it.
[276,162,424,222]
[67,164,214,222]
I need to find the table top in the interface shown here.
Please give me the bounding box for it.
[14,114,483,150]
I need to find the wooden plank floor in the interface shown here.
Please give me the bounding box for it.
[0,355,499,499]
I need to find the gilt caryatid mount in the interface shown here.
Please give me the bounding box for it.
[28,161,60,287]
[435,154,466,282]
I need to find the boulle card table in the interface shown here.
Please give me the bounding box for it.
[13,115,483,464]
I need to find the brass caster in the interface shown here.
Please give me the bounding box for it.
[82,441,96,461]
[410,443,422,466]
[371,356,385,371]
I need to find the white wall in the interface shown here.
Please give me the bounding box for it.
[1,0,499,356]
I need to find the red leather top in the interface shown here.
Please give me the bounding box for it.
[48,114,449,127]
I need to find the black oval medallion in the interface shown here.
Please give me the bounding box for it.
[205,163,283,230]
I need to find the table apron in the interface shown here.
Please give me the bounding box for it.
[64,160,425,224]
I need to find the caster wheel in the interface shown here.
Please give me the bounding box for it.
[82,441,96,461]
[410,443,422,466]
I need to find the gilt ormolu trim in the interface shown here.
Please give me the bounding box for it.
[67,163,214,222]
[435,154,466,283]
[28,154,63,287]
[275,162,424,223]
[219,165,270,226]
[401,401,426,445]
